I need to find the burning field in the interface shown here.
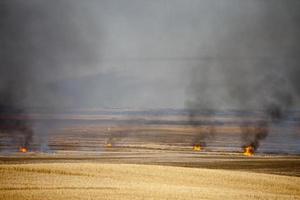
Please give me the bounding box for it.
[0,110,300,199]
[1,0,300,198]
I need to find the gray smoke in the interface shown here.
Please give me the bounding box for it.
[0,0,101,149]
[185,1,300,151]
[1,0,299,152]
[0,1,101,108]
[241,121,269,151]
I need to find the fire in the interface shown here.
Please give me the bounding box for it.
[106,143,112,148]
[193,145,202,151]
[243,146,254,156]
[19,147,28,153]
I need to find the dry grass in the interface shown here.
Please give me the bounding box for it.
[1,163,300,200]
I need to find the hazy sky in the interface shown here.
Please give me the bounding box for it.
[1,0,300,110]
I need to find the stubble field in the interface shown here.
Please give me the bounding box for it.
[1,162,300,200]
[1,111,300,199]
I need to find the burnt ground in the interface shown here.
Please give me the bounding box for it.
[1,111,300,177]
[1,149,300,177]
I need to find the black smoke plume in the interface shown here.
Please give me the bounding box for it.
[187,110,216,148]
[241,121,269,151]
[185,1,300,151]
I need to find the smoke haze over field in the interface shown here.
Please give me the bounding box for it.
[1,0,300,111]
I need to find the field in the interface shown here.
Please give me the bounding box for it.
[1,150,300,199]
[1,110,300,199]
[1,162,300,200]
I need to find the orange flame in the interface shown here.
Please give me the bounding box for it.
[106,143,112,148]
[243,146,254,156]
[19,147,28,153]
[193,145,202,151]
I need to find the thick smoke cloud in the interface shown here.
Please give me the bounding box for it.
[0,0,299,151]
[0,0,102,149]
[241,121,268,151]
[2,0,299,110]
[0,1,101,109]
[186,1,300,110]
[185,1,300,150]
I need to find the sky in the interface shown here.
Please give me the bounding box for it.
[1,0,300,110]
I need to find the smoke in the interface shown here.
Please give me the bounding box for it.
[241,121,269,151]
[238,70,297,151]
[0,0,299,152]
[0,117,33,150]
[192,124,215,148]
[185,1,300,150]
[0,0,102,150]
[0,0,102,107]
[187,110,216,148]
